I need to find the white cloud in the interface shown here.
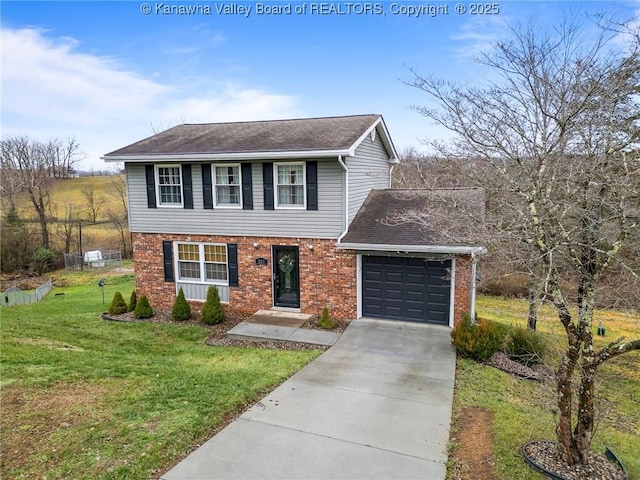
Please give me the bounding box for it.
[1,27,299,170]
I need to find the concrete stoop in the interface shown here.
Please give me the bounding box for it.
[226,309,341,347]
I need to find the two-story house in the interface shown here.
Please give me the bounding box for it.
[103,114,484,327]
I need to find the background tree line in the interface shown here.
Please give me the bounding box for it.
[1,136,131,275]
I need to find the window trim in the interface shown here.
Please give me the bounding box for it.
[155,164,183,208]
[174,242,229,286]
[274,161,306,209]
[212,163,243,208]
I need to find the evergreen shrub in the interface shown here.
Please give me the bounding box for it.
[451,314,508,361]
[506,326,546,366]
[134,295,153,319]
[201,286,225,325]
[128,290,137,312]
[317,306,336,330]
[172,288,191,321]
[108,291,128,315]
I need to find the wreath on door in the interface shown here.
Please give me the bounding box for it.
[278,254,295,273]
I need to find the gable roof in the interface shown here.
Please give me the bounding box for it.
[339,188,486,254]
[103,114,398,162]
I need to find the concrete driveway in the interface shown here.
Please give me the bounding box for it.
[162,318,456,480]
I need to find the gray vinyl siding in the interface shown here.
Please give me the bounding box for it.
[177,282,229,302]
[346,133,391,224]
[126,160,344,238]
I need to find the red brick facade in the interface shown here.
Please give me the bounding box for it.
[452,255,473,328]
[132,232,472,325]
[132,233,357,320]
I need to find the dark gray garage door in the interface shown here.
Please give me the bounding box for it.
[362,256,451,324]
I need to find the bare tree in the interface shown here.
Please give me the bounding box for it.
[83,185,106,223]
[48,138,82,178]
[105,174,131,258]
[407,17,640,467]
[1,136,83,250]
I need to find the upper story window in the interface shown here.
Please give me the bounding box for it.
[176,242,228,284]
[156,165,182,206]
[276,162,305,208]
[214,164,241,207]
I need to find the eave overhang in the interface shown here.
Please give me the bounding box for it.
[336,242,487,255]
[102,149,355,163]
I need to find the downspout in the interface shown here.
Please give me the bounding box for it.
[470,252,477,321]
[337,155,350,242]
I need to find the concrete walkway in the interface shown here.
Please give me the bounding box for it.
[162,318,456,480]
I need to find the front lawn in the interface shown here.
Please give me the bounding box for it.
[447,295,640,480]
[0,269,322,479]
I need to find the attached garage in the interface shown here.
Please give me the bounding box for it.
[339,189,486,328]
[361,255,451,325]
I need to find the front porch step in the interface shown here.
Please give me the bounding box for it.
[226,309,340,347]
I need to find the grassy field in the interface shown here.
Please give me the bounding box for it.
[5,175,125,254]
[448,295,640,480]
[0,267,323,479]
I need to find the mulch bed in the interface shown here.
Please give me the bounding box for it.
[524,441,626,480]
[485,351,553,382]
[103,310,346,351]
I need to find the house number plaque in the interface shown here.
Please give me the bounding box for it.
[256,258,268,266]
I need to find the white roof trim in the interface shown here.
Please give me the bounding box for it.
[102,149,353,163]
[350,117,400,163]
[337,242,486,255]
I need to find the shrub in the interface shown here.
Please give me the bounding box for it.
[134,295,153,319]
[317,306,336,330]
[201,286,225,325]
[32,247,57,275]
[172,288,191,321]
[108,291,128,315]
[451,315,508,361]
[506,326,546,366]
[128,290,137,312]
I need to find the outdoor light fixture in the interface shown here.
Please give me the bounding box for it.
[253,242,259,249]
[308,244,314,251]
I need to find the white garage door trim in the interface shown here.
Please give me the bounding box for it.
[357,254,456,326]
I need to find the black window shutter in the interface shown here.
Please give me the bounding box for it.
[201,164,213,209]
[306,161,318,211]
[145,165,157,208]
[162,240,174,282]
[241,163,253,210]
[227,243,239,287]
[262,162,274,210]
[182,164,193,209]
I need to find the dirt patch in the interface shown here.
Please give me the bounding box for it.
[449,407,496,480]
[0,382,109,479]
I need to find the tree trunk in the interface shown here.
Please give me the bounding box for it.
[527,273,543,330]
[28,187,50,249]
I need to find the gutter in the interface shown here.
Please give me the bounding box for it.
[102,148,354,163]
[336,243,486,255]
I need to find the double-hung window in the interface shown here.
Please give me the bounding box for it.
[276,162,305,208]
[177,243,228,284]
[214,164,241,207]
[156,165,182,206]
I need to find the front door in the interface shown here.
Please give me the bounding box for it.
[273,246,300,308]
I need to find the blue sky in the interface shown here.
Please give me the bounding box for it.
[2,0,638,170]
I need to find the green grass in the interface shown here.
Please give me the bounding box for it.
[1,267,322,479]
[448,295,640,480]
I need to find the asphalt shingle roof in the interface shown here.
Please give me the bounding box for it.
[105,114,383,156]
[341,188,486,247]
